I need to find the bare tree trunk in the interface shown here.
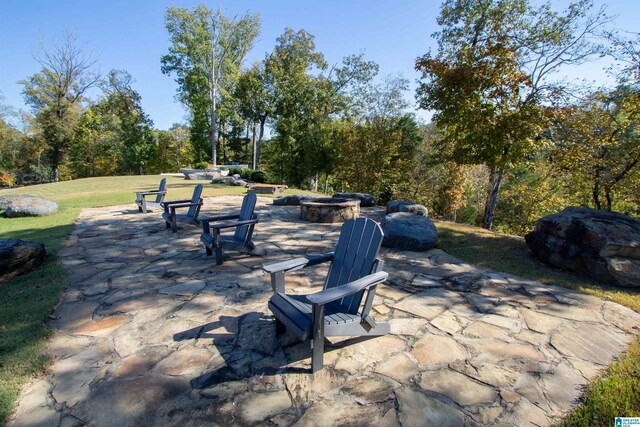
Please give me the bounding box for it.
[210,19,217,167]
[592,169,601,210]
[256,113,267,170]
[314,174,318,192]
[324,174,329,193]
[482,168,504,230]
[252,121,257,170]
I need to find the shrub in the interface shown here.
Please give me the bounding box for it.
[250,170,268,183]
[228,167,243,176]
[194,161,209,170]
[240,168,255,179]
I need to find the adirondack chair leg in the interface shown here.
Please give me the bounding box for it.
[205,245,213,256]
[270,271,285,293]
[214,230,224,265]
[311,305,325,372]
[141,199,148,214]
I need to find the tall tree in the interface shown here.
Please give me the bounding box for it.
[161,5,260,166]
[20,32,99,176]
[102,70,155,174]
[416,0,609,229]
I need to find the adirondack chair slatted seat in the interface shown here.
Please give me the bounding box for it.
[200,192,266,265]
[134,178,167,213]
[263,218,389,372]
[161,184,203,233]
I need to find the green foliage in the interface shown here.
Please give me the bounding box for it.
[20,33,100,172]
[161,5,260,165]
[194,161,209,170]
[250,170,267,183]
[416,0,609,229]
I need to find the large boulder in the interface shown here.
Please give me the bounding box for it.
[333,192,377,207]
[386,200,428,217]
[0,195,31,211]
[273,195,314,206]
[525,206,640,288]
[5,196,58,218]
[0,239,46,282]
[382,212,438,251]
[188,172,221,180]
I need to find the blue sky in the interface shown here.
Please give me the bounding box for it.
[1,0,638,130]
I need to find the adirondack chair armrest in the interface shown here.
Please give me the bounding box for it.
[136,190,166,196]
[165,202,202,210]
[263,252,334,274]
[161,199,193,207]
[209,218,258,231]
[306,271,388,306]
[199,214,241,223]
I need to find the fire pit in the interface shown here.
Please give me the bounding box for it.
[300,198,360,223]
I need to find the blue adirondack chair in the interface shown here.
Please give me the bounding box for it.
[134,178,167,213]
[200,192,266,265]
[263,217,389,372]
[161,184,203,232]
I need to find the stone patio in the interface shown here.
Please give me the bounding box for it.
[9,196,640,426]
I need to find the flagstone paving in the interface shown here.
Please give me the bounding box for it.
[9,196,640,426]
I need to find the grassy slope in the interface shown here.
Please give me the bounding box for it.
[0,176,311,423]
[435,220,640,424]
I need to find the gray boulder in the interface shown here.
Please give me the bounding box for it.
[333,192,377,207]
[188,172,220,180]
[0,238,46,282]
[273,195,314,206]
[525,206,640,288]
[6,196,58,218]
[386,200,428,216]
[0,195,31,211]
[382,212,438,251]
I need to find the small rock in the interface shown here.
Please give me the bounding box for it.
[386,200,428,216]
[272,194,314,206]
[332,192,377,207]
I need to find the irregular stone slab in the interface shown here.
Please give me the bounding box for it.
[539,362,585,412]
[282,369,346,403]
[237,390,292,424]
[550,322,631,365]
[395,386,466,427]
[382,213,437,251]
[470,340,545,363]
[5,195,58,217]
[333,192,376,207]
[159,280,207,296]
[335,336,406,373]
[521,308,564,333]
[386,200,428,216]
[374,352,419,383]
[155,346,213,377]
[48,301,99,331]
[0,238,46,282]
[115,346,173,379]
[462,321,510,341]
[295,399,381,426]
[526,206,640,287]
[73,315,128,337]
[70,376,189,427]
[341,374,399,404]
[420,369,497,406]
[394,288,463,320]
[389,318,428,336]
[430,310,466,334]
[451,360,519,388]
[411,334,468,365]
[10,379,59,427]
[601,301,640,333]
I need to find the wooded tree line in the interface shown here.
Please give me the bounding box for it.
[1,0,638,235]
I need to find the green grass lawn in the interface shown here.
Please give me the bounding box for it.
[0,176,312,424]
[0,180,638,425]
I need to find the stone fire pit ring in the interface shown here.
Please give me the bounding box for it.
[300,197,360,223]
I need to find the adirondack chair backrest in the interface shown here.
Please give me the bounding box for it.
[233,192,257,242]
[324,218,384,314]
[187,184,203,218]
[154,178,167,203]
